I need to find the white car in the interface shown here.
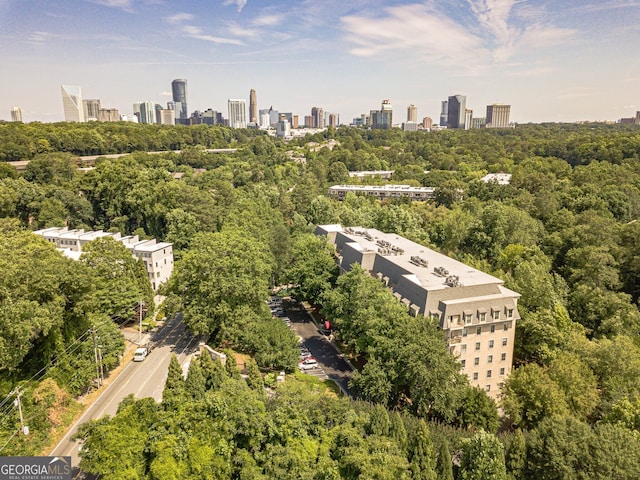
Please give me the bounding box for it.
[133,347,148,362]
[298,357,319,370]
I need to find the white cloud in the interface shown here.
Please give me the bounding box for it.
[182,25,245,46]
[251,14,284,27]
[165,13,194,24]
[89,0,133,12]
[226,22,259,38]
[224,0,248,13]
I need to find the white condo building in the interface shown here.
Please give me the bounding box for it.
[316,225,520,398]
[34,227,173,290]
[228,99,247,128]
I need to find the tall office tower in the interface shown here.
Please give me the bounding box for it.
[311,107,325,128]
[371,99,393,129]
[485,104,511,128]
[83,99,101,121]
[407,104,417,122]
[464,108,473,130]
[440,100,448,127]
[304,115,313,128]
[249,89,258,124]
[97,108,120,122]
[292,115,299,128]
[422,117,433,130]
[133,101,155,124]
[10,107,22,122]
[328,113,339,127]
[171,79,188,123]
[61,85,85,122]
[447,95,466,129]
[228,99,247,128]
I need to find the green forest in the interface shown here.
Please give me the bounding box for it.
[1,120,640,478]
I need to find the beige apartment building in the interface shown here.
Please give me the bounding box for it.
[34,227,173,291]
[316,224,520,398]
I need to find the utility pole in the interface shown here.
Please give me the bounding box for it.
[97,345,104,385]
[139,298,143,344]
[92,327,101,387]
[13,388,28,435]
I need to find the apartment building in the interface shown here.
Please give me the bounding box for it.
[34,227,173,290]
[316,224,520,398]
[328,184,435,201]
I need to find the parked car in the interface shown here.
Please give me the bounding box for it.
[299,348,311,359]
[133,347,149,362]
[298,357,319,370]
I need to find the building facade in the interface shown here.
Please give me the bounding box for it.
[34,227,173,291]
[10,107,22,122]
[440,100,448,127]
[83,99,101,121]
[447,95,466,129]
[171,79,188,123]
[328,184,434,201]
[315,225,520,398]
[249,89,258,124]
[61,85,85,122]
[371,99,393,129]
[486,104,511,128]
[228,99,247,128]
[311,107,325,128]
[407,104,417,122]
[97,108,120,122]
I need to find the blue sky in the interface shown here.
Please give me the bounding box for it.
[1,0,639,123]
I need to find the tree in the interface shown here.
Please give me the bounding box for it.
[505,429,526,480]
[185,358,207,399]
[456,386,500,433]
[163,355,186,410]
[410,420,437,480]
[245,358,264,393]
[436,439,454,480]
[287,233,338,304]
[459,430,507,480]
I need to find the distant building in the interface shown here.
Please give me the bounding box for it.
[348,170,394,180]
[486,104,511,128]
[315,224,520,398]
[311,107,325,128]
[328,184,434,201]
[407,104,417,122]
[133,101,155,124]
[201,109,223,125]
[249,88,258,124]
[371,99,393,130]
[447,95,466,129]
[464,108,473,130]
[10,106,22,122]
[276,116,291,138]
[157,109,175,125]
[328,113,339,127]
[422,117,433,130]
[61,85,85,122]
[481,173,512,185]
[171,79,188,124]
[97,108,120,122]
[304,115,314,128]
[440,100,448,127]
[472,117,486,129]
[83,99,101,121]
[292,115,299,129]
[402,121,418,132]
[34,227,174,291]
[618,111,640,125]
[228,99,247,128]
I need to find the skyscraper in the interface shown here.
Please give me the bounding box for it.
[249,89,258,124]
[171,79,188,123]
[133,101,155,124]
[440,100,448,127]
[485,104,511,128]
[371,99,393,129]
[447,95,466,129]
[228,99,247,128]
[10,107,22,122]
[83,99,101,121]
[61,85,85,122]
[311,107,325,128]
[407,104,417,122]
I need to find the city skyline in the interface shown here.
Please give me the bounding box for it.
[1,1,639,123]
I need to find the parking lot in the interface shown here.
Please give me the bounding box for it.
[268,295,354,396]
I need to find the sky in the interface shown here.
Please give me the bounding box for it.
[1,0,640,124]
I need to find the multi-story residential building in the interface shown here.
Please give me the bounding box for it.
[61,85,85,122]
[486,104,511,128]
[422,116,433,130]
[328,184,434,201]
[171,79,188,124]
[315,224,520,398]
[228,99,247,128]
[447,95,466,129]
[34,227,173,290]
[10,107,22,122]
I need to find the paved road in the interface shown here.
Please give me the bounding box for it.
[50,313,198,472]
[284,299,355,396]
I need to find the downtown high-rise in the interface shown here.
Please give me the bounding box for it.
[61,85,85,122]
[228,99,247,128]
[447,95,466,129]
[171,79,188,124]
[486,104,511,128]
[249,89,258,124]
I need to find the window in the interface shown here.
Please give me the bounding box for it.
[462,328,468,337]
[475,342,481,351]
[476,326,482,335]
[501,352,507,361]
[502,338,508,347]
[473,372,478,380]
[504,323,509,331]
[488,355,493,364]
[451,314,461,325]
[461,359,466,368]
[479,312,486,322]
[485,385,491,392]
[474,357,480,366]
[490,324,495,333]
[461,345,467,353]
[487,370,492,378]
[507,308,514,318]
[500,367,505,375]
[464,313,472,324]
[492,310,500,320]
[489,340,494,349]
